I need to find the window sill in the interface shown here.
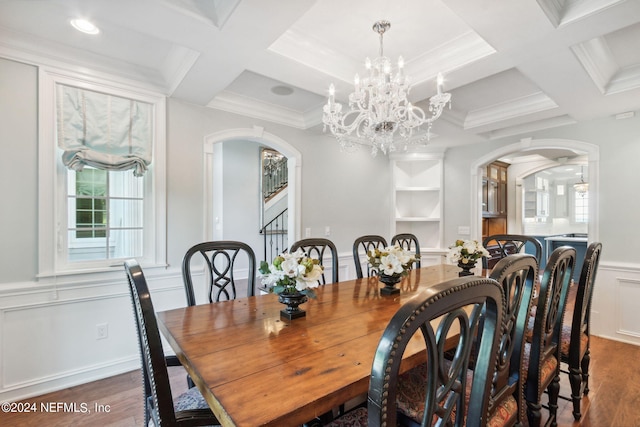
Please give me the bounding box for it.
[37,262,169,279]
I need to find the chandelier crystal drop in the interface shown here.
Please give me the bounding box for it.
[322,20,452,156]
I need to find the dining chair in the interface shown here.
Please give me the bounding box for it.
[559,242,602,420]
[290,237,339,284]
[390,232,421,269]
[394,254,537,427]
[124,259,220,427]
[327,275,505,426]
[523,246,575,427]
[182,241,256,305]
[352,235,388,279]
[482,234,543,269]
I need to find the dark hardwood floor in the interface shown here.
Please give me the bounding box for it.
[1,335,639,426]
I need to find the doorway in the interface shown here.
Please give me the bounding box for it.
[203,127,302,252]
[470,138,599,244]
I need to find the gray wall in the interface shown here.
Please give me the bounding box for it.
[166,98,391,265]
[0,58,38,282]
[222,140,262,254]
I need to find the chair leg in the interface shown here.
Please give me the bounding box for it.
[569,365,583,421]
[526,400,542,427]
[547,375,560,427]
[582,349,591,395]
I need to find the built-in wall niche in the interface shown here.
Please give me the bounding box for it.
[390,152,444,251]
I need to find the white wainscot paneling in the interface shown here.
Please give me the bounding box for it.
[591,262,640,346]
[0,267,188,403]
[616,278,640,338]
[2,295,137,388]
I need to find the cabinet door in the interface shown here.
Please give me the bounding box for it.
[497,182,507,215]
[482,179,488,212]
[487,180,498,213]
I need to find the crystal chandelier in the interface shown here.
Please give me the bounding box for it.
[322,20,452,156]
[573,166,589,197]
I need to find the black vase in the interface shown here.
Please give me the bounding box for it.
[457,260,476,277]
[378,273,402,295]
[278,291,308,320]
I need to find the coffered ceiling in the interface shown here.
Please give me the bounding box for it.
[1,0,639,148]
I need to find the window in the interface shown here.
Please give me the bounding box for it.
[38,67,166,275]
[574,191,588,223]
[73,168,108,239]
[67,168,144,261]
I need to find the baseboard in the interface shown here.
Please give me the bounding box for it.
[0,356,139,403]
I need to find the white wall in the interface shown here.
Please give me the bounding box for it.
[0,58,393,402]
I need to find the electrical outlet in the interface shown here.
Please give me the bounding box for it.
[96,323,108,340]
[457,226,470,235]
[305,227,311,237]
[325,226,330,236]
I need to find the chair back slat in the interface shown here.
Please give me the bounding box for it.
[125,260,177,426]
[182,241,256,305]
[488,254,538,424]
[525,246,575,415]
[391,233,422,269]
[352,235,388,279]
[368,276,505,427]
[290,238,339,284]
[482,234,543,269]
[569,242,602,364]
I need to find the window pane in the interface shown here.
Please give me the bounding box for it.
[109,198,143,228]
[76,168,107,196]
[110,170,143,198]
[110,229,143,258]
[76,198,93,209]
[67,231,107,261]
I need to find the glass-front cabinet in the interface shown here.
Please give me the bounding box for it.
[482,160,509,238]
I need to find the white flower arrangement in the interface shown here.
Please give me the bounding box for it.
[258,248,323,297]
[447,239,489,265]
[367,244,418,276]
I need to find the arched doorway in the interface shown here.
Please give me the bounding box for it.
[203,126,301,250]
[469,138,599,242]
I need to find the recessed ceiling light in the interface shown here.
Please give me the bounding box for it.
[70,19,100,35]
[271,85,294,96]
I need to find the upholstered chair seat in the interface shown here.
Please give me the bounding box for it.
[560,324,588,357]
[522,342,559,387]
[396,360,520,427]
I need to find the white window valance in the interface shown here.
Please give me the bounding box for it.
[56,84,153,176]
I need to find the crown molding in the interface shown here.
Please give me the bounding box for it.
[464,92,558,130]
[487,115,577,140]
[208,91,321,129]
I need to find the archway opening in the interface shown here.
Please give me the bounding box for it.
[470,138,599,245]
[203,127,301,260]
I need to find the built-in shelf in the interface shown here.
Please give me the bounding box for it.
[390,151,444,252]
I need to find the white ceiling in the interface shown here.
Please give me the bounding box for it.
[1,0,639,152]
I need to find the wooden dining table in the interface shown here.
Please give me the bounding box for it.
[157,263,484,427]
